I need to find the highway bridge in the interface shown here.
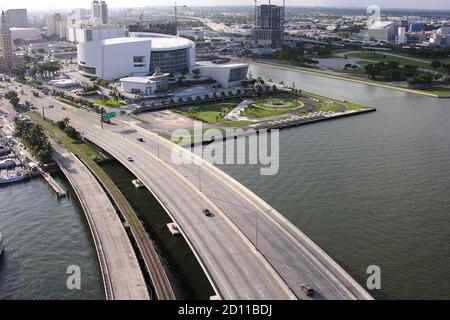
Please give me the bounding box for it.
[23,86,373,300]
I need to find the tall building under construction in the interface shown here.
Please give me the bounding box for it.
[253,2,285,49]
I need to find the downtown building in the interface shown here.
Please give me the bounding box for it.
[47,13,68,39]
[0,11,23,72]
[5,9,28,28]
[253,4,285,49]
[91,0,108,25]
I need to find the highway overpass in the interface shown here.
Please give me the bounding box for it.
[23,86,373,300]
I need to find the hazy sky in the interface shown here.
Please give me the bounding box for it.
[1,0,450,10]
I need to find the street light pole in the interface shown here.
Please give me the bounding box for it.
[255,214,259,251]
[157,135,160,158]
[199,165,202,192]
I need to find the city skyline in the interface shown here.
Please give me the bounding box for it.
[1,0,450,11]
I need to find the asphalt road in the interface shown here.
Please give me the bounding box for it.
[20,85,372,300]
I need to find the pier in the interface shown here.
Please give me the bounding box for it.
[41,172,66,198]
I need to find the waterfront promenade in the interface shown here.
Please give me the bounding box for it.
[52,144,149,300]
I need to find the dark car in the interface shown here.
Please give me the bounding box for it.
[301,284,314,296]
[137,137,144,142]
[127,157,134,162]
[202,208,213,217]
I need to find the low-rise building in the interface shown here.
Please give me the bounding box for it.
[195,61,249,88]
[10,28,41,41]
[367,21,396,42]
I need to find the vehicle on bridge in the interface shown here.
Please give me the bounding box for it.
[301,283,314,297]
[203,208,214,217]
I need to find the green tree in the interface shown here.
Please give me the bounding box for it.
[431,60,442,70]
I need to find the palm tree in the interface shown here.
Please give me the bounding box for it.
[63,117,70,127]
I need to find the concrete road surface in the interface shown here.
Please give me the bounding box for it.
[21,85,372,300]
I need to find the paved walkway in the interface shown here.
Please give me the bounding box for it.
[52,144,149,300]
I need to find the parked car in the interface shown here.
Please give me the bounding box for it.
[137,137,144,142]
[127,157,134,162]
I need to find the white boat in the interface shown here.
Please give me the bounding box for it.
[0,172,28,185]
[0,232,4,256]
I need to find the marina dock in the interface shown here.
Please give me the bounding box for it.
[42,172,67,198]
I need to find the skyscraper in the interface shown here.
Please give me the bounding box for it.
[91,1,101,20]
[47,13,68,39]
[5,9,28,28]
[0,11,22,72]
[100,1,108,24]
[253,3,285,49]
[91,1,108,24]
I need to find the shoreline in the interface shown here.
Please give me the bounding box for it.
[242,59,450,99]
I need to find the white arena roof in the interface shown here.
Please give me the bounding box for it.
[102,36,193,51]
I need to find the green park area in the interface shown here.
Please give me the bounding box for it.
[94,98,126,108]
[28,112,103,162]
[347,51,432,69]
[174,91,367,129]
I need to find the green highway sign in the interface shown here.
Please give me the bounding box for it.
[102,112,116,119]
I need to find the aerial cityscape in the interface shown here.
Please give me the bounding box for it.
[1,0,450,309]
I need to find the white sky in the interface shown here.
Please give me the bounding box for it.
[1,0,450,10]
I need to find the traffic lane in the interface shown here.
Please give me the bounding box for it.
[39,106,293,300]
[88,130,291,300]
[117,124,354,300]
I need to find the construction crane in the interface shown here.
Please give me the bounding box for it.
[139,12,144,31]
[174,1,187,35]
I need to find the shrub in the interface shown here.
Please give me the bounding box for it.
[64,126,78,139]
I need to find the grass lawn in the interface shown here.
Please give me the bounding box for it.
[348,52,432,69]
[175,103,236,124]
[418,88,450,96]
[28,112,150,245]
[242,106,292,118]
[28,112,103,161]
[94,98,126,108]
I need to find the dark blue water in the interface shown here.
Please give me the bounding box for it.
[216,63,450,300]
[0,176,103,300]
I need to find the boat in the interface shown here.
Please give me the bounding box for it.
[132,179,145,189]
[0,172,28,185]
[0,232,4,256]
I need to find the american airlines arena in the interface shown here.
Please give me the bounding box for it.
[77,30,196,81]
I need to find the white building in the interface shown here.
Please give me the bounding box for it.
[10,28,41,41]
[69,22,124,43]
[195,61,249,88]
[395,27,407,45]
[6,9,28,28]
[120,76,157,95]
[78,37,151,80]
[367,21,396,42]
[78,33,196,80]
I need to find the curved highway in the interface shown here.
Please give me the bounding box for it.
[23,86,372,300]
